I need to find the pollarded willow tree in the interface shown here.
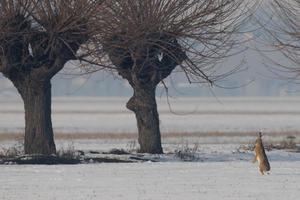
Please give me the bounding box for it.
[93,0,251,153]
[260,0,300,79]
[0,0,100,155]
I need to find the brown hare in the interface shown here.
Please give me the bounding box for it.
[252,132,271,175]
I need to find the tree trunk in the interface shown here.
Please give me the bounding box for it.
[13,77,56,155]
[126,85,163,154]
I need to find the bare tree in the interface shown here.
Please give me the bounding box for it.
[92,0,250,153]
[0,0,100,155]
[259,0,300,80]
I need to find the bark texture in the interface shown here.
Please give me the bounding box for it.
[2,44,68,155]
[4,58,70,155]
[13,76,56,154]
[127,85,163,154]
[105,35,186,154]
[6,60,67,155]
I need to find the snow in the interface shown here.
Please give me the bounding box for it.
[1,97,300,199]
[0,142,300,200]
[0,160,300,200]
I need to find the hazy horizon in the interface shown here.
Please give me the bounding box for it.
[1,45,299,98]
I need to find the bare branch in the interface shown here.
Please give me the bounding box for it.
[92,0,255,86]
[258,0,300,80]
[0,0,102,79]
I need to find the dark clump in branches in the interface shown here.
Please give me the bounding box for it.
[104,32,187,86]
[0,0,100,155]
[93,0,250,153]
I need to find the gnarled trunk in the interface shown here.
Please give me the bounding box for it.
[126,84,163,154]
[105,35,186,154]
[12,76,56,155]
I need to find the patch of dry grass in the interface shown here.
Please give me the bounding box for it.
[1,131,300,142]
[3,110,300,115]
[174,142,200,161]
[238,135,299,152]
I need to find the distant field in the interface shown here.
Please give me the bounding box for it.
[1,96,300,136]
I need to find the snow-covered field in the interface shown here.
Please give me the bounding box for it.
[1,97,300,200]
[1,159,300,200]
[0,142,300,200]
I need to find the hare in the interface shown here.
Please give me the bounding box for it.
[252,132,270,175]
